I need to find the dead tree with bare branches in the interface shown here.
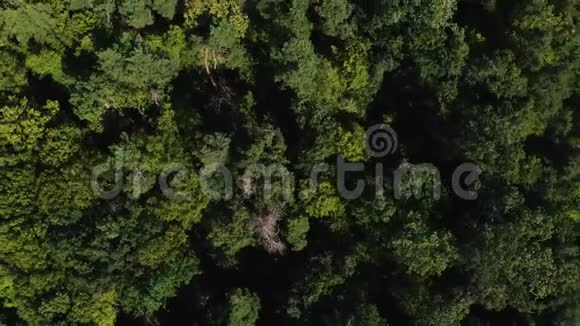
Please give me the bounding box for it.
[254,207,286,254]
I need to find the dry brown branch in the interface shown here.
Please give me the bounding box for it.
[150,89,160,106]
[238,175,254,197]
[213,49,217,70]
[203,48,235,101]
[217,78,235,99]
[204,48,218,88]
[254,207,286,254]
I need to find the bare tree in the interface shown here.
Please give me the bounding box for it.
[254,207,286,254]
[238,174,255,197]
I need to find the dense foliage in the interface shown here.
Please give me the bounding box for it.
[0,0,579,325]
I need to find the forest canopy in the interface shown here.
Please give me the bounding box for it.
[0,0,579,325]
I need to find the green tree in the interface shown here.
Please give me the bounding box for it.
[228,288,261,326]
